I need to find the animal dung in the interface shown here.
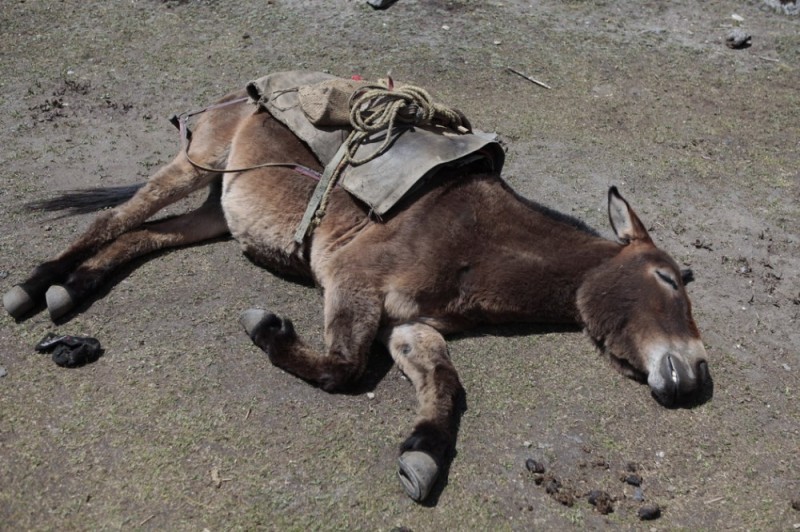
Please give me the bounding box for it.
[587,489,615,515]
[638,503,662,520]
[622,473,643,486]
[525,458,546,474]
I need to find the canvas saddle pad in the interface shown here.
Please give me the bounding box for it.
[246,70,505,217]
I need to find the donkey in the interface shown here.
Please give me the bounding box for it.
[3,86,710,502]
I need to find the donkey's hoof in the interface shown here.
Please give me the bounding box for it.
[3,285,35,318]
[397,450,439,502]
[239,308,272,337]
[45,285,75,320]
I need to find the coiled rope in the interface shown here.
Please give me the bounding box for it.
[307,82,472,233]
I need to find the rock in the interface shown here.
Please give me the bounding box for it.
[367,0,398,8]
[726,29,752,49]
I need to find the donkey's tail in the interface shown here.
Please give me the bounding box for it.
[26,183,145,217]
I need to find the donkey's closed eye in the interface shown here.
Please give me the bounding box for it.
[656,270,679,290]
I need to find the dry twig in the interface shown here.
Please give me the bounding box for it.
[507,67,552,90]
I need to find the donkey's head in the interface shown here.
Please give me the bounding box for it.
[577,187,711,407]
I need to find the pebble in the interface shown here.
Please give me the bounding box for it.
[367,0,398,8]
[0,367,7,378]
[726,28,752,49]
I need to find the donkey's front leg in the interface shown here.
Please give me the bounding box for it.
[240,287,382,392]
[381,322,464,502]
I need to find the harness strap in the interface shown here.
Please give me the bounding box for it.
[293,142,351,244]
[172,97,323,180]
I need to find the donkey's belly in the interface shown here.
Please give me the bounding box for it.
[221,172,312,277]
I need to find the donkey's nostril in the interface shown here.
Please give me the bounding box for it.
[696,360,710,384]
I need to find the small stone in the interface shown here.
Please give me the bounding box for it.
[525,458,545,474]
[367,0,398,8]
[0,367,7,378]
[638,504,662,520]
[726,28,752,49]
[366,392,375,399]
[441,25,450,31]
[634,487,645,501]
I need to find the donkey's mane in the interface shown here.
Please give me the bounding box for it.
[502,179,602,238]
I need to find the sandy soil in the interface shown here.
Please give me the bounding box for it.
[1,0,798,529]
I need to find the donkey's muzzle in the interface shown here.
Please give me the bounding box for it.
[652,354,712,407]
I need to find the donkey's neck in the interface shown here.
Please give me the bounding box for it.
[463,177,621,325]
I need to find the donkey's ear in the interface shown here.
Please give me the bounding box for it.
[608,187,651,244]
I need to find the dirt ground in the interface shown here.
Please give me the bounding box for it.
[1,0,798,530]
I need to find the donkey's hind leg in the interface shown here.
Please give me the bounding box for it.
[381,322,464,502]
[45,181,229,319]
[4,156,221,318]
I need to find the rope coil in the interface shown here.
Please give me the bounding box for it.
[309,81,471,230]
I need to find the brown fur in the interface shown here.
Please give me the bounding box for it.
[6,88,711,500]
